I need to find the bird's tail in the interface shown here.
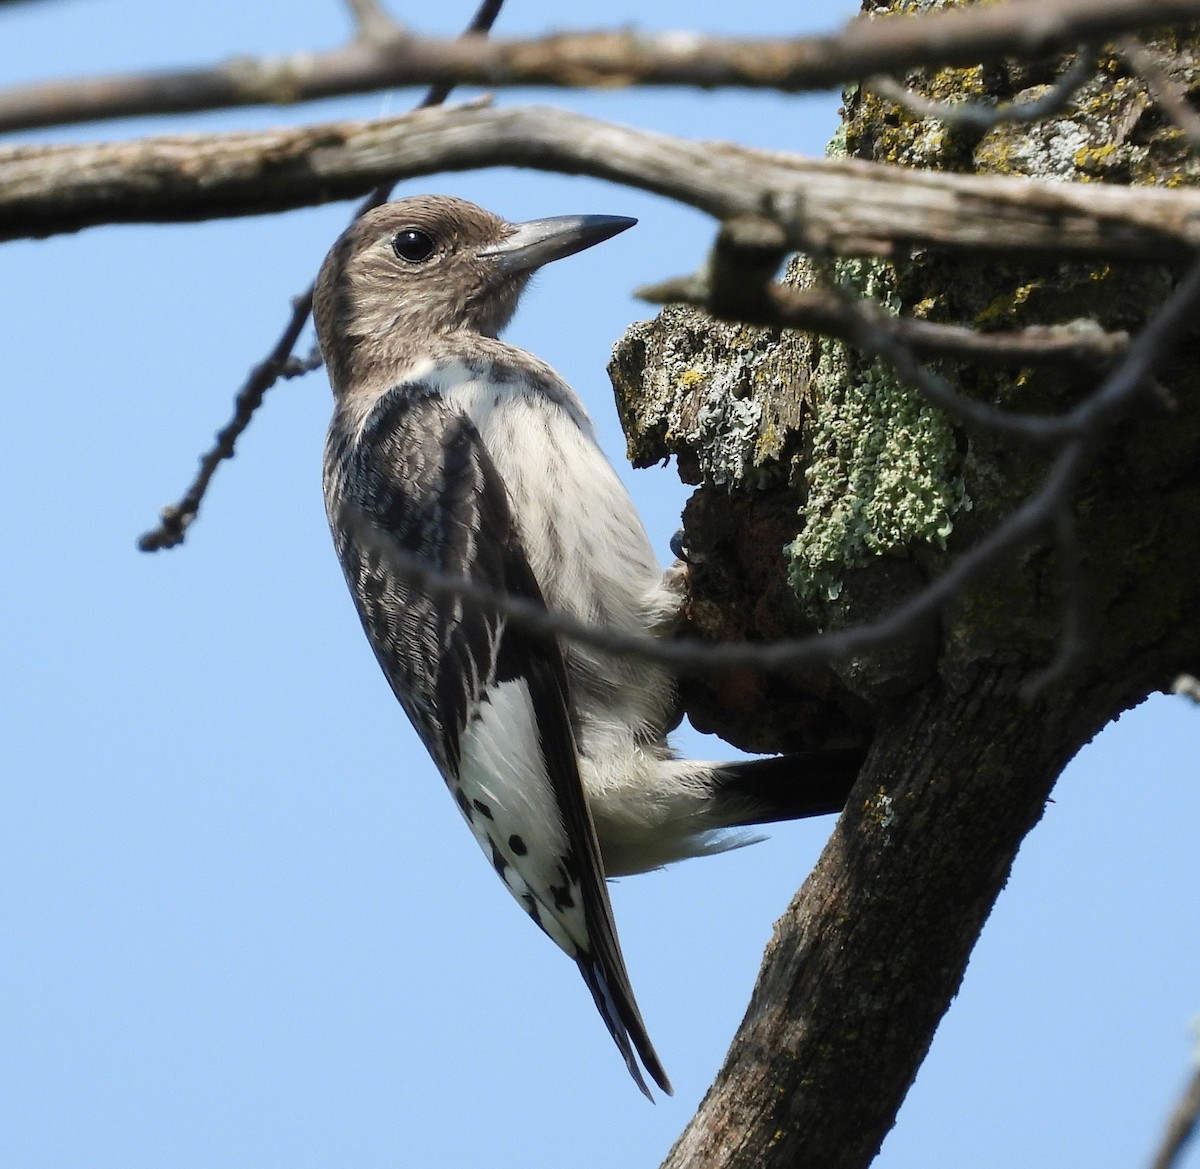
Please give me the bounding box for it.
[575,949,672,1100]
[708,747,867,829]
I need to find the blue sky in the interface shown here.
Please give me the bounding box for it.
[2,2,1197,1167]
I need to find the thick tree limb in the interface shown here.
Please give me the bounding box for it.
[0,0,1197,132]
[625,22,1200,1164]
[6,103,1200,263]
[660,665,1116,1169]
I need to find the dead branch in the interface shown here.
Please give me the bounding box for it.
[653,255,1200,1169]
[0,0,1197,133]
[867,45,1099,130]
[639,217,1126,437]
[6,103,1200,264]
[1148,1060,1200,1169]
[639,261,1128,372]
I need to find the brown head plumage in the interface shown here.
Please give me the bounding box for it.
[313,194,636,396]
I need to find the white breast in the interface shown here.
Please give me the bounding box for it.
[425,359,664,632]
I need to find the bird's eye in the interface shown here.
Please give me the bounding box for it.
[392,228,435,263]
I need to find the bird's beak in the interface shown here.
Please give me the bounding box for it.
[479,214,637,275]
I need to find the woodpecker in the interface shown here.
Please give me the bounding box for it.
[314,195,863,1097]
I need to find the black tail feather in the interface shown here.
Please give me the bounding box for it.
[576,951,671,1100]
[712,748,867,828]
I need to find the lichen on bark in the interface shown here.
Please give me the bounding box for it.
[610,305,816,487]
[780,257,970,606]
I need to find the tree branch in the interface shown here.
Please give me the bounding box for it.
[640,216,1130,436]
[648,223,1200,1169]
[1,0,1197,133]
[1148,1059,1200,1169]
[6,103,1200,263]
[661,663,1102,1169]
[866,44,1099,130]
[639,261,1129,372]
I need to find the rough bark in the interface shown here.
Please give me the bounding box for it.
[609,16,1200,1168]
[664,666,1134,1168]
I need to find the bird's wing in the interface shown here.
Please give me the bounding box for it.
[324,383,671,1097]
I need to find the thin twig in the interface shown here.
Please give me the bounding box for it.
[1148,1060,1200,1169]
[279,342,324,379]
[136,291,314,551]
[416,0,503,110]
[2,0,1198,132]
[338,439,1089,676]
[639,274,1127,370]
[867,46,1099,130]
[137,0,506,553]
[817,276,1100,442]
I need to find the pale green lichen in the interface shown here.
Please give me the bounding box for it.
[785,260,970,602]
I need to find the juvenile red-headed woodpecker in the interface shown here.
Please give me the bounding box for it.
[314,195,863,1097]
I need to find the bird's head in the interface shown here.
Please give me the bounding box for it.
[313,194,636,394]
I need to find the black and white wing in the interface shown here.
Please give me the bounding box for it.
[323,382,671,1097]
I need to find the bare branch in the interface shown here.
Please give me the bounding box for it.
[1,0,1198,133]
[136,292,315,550]
[654,252,1200,1169]
[336,436,1089,678]
[640,264,1128,371]
[867,45,1099,130]
[1148,1059,1200,1169]
[640,216,1126,441]
[413,0,504,111]
[7,103,1200,264]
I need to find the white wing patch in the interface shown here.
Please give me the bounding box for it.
[456,677,587,956]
